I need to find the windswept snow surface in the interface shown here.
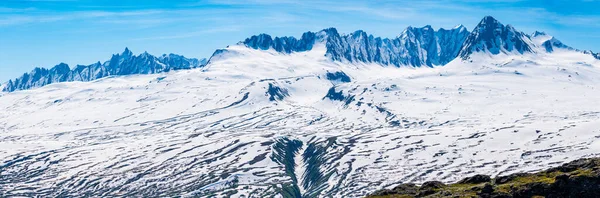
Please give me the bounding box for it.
[1,45,600,197]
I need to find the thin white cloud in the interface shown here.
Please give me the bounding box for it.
[0,7,37,13]
[131,26,243,41]
[0,9,170,27]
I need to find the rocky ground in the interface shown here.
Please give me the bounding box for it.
[368,158,600,198]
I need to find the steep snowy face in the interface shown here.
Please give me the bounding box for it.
[435,25,470,64]
[530,31,551,44]
[541,37,572,53]
[376,25,469,67]
[459,16,534,59]
[530,31,572,53]
[241,26,469,67]
[2,48,206,92]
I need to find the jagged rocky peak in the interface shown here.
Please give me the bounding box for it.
[395,24,470,66]
[241,25,469,67]
[239,17,592,64]
[122,47,133,57]
[3,48,206,92]
[459,16,534,59]
[531,31,548,37]
[241,30,327,53]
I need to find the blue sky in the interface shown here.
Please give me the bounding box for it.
[1,0,599,82]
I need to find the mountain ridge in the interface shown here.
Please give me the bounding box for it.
[1,16,600,197]
[241,25,470,67]
[2,48,206,92]
[3,16,600,92]
[238,16,598,65]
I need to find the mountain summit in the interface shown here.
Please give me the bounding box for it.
[458,16,534,59]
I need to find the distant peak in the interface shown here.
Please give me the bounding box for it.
[401,25,432,37]
[320,27,339,35]
[51,63,70,72]
[3,49,206,92]
[352,29,365,34]
[477,16,503,27]
[122,47,133,57]
[532,31,547,37]
[481,16,499,22]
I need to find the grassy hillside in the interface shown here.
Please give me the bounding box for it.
[368,158,600,198]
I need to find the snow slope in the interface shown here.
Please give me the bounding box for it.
[1,41,600,197]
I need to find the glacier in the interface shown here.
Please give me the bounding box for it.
[1,16,600,197]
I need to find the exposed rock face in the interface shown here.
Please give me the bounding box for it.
[266,83,289,101]
[237,16,600,66]
[368,158,600,198]
[5,16,599,93]
[326,71,351,83]
[242,26,470,67]
[458,16,534,59]
[243,16,543,65]
[2,48,206,92]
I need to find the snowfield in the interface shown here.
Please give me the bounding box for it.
[1,44,600,197]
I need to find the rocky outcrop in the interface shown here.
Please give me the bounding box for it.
[458,16,534,59]
[368,157,600,198]
[242,26,469,68]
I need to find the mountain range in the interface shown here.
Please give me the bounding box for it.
[2,48,206,92]
[2,16,600,197]
[3,16,600,92]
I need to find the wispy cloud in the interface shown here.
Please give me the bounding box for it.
[0,6,36,13]
[0,9,170,27]
[132,26,243,41]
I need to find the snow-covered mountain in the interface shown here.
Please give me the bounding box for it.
[1,16,600,197]
[242,25,469,67]
[2,48,206,92]
[458,16,534,59]
[4,16,599,93]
